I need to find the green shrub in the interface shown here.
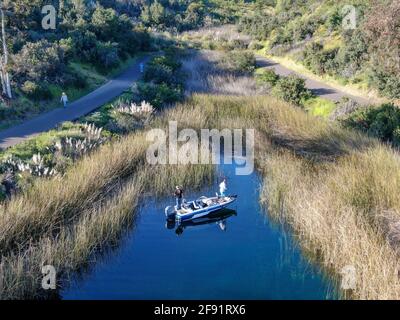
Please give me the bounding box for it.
[70,30,99,62]
[302,42,338,75]
[249,41,264,50]
[96,41,120,68]
[0,104,13,121]
[21,81,52,101]
[228,39,249,50]
[143,63,175,85]
[238,13,278,40]
[0,185,6,201]
[136,82,183,109]
[369,68,400,99]
[58,37,74,60]
[152,55,182,71]
[256,69,280,86]
[224,50,256,74]
[342,104,400,145]
[13,40,66,84]
[59,69,88,89]
[272,74,312,106]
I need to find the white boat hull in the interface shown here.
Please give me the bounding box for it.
[165,195,237,221]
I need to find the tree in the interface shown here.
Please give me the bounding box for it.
[363,0,400,98]
[272,74,312,106]
[363,0,400,76]
[0,8,11,99]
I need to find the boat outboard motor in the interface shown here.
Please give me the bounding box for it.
[165,206,176,220]
[165,219,176,230]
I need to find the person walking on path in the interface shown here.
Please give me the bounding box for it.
[60,92,68,108]
[140,62,144,73]
[174,186,184,210]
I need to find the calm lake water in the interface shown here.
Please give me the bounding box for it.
[62,160,334,299]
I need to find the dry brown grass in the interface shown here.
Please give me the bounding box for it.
[260,147,400,299]
[2,89,400,299]
[174,94,400,299]
[182,50,267,96]
[180,25,251,44]
[0,106,214,299]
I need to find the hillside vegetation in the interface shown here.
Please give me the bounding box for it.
[237,0,400,101]
[0,0,240,127]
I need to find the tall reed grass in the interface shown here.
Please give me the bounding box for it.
[0,107,214,299]
[170,94,400,299]
[2,88,400,299]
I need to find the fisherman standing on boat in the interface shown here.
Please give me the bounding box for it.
[174,186,184,210]
[219,179,227,198]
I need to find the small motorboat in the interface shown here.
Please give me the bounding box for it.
[166,208,237,235]
[165,195,237,222]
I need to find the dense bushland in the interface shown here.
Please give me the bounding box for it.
[342,104,400,147]
[238,0,400,100]
[1,0,238,125]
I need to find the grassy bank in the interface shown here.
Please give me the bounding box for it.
[164,94,400,299]
[0,107,214,298]
[2,45,400,299]
[3,91,400,299]
[198,94,400,299]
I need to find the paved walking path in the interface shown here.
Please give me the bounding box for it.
[0,55,151,149]
[256,55,371,106]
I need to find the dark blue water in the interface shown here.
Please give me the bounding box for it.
[62,161,334,299]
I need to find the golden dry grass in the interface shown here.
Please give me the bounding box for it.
[1,91,400,299]
[174,94,400,299]
[0,106,215,299]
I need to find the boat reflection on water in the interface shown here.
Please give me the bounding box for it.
[165,209,237,235]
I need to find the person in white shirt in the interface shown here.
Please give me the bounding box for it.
[60,92,68,108]
[219,179,227,197]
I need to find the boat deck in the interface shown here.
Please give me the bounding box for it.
[176,197,230,215]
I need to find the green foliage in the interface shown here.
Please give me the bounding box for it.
[0,104,14,122]
[140,0,211,31]
[224,50,256,74]
[272,74,312,106]
[136,51,184,109]
[237,0,400,99]
[369,68,400,100]
[136,82,183,109]
[343,104,400,145]
[256,69,280,86]
[0,185,6,202]
[143,55,184,86]
[21,81,52,101]
[302,42,338,75]
[238,13,278,40]
[96,41,120,69]
[334,30,368,78]
[303,97,336,118]
[13,40,66,84]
